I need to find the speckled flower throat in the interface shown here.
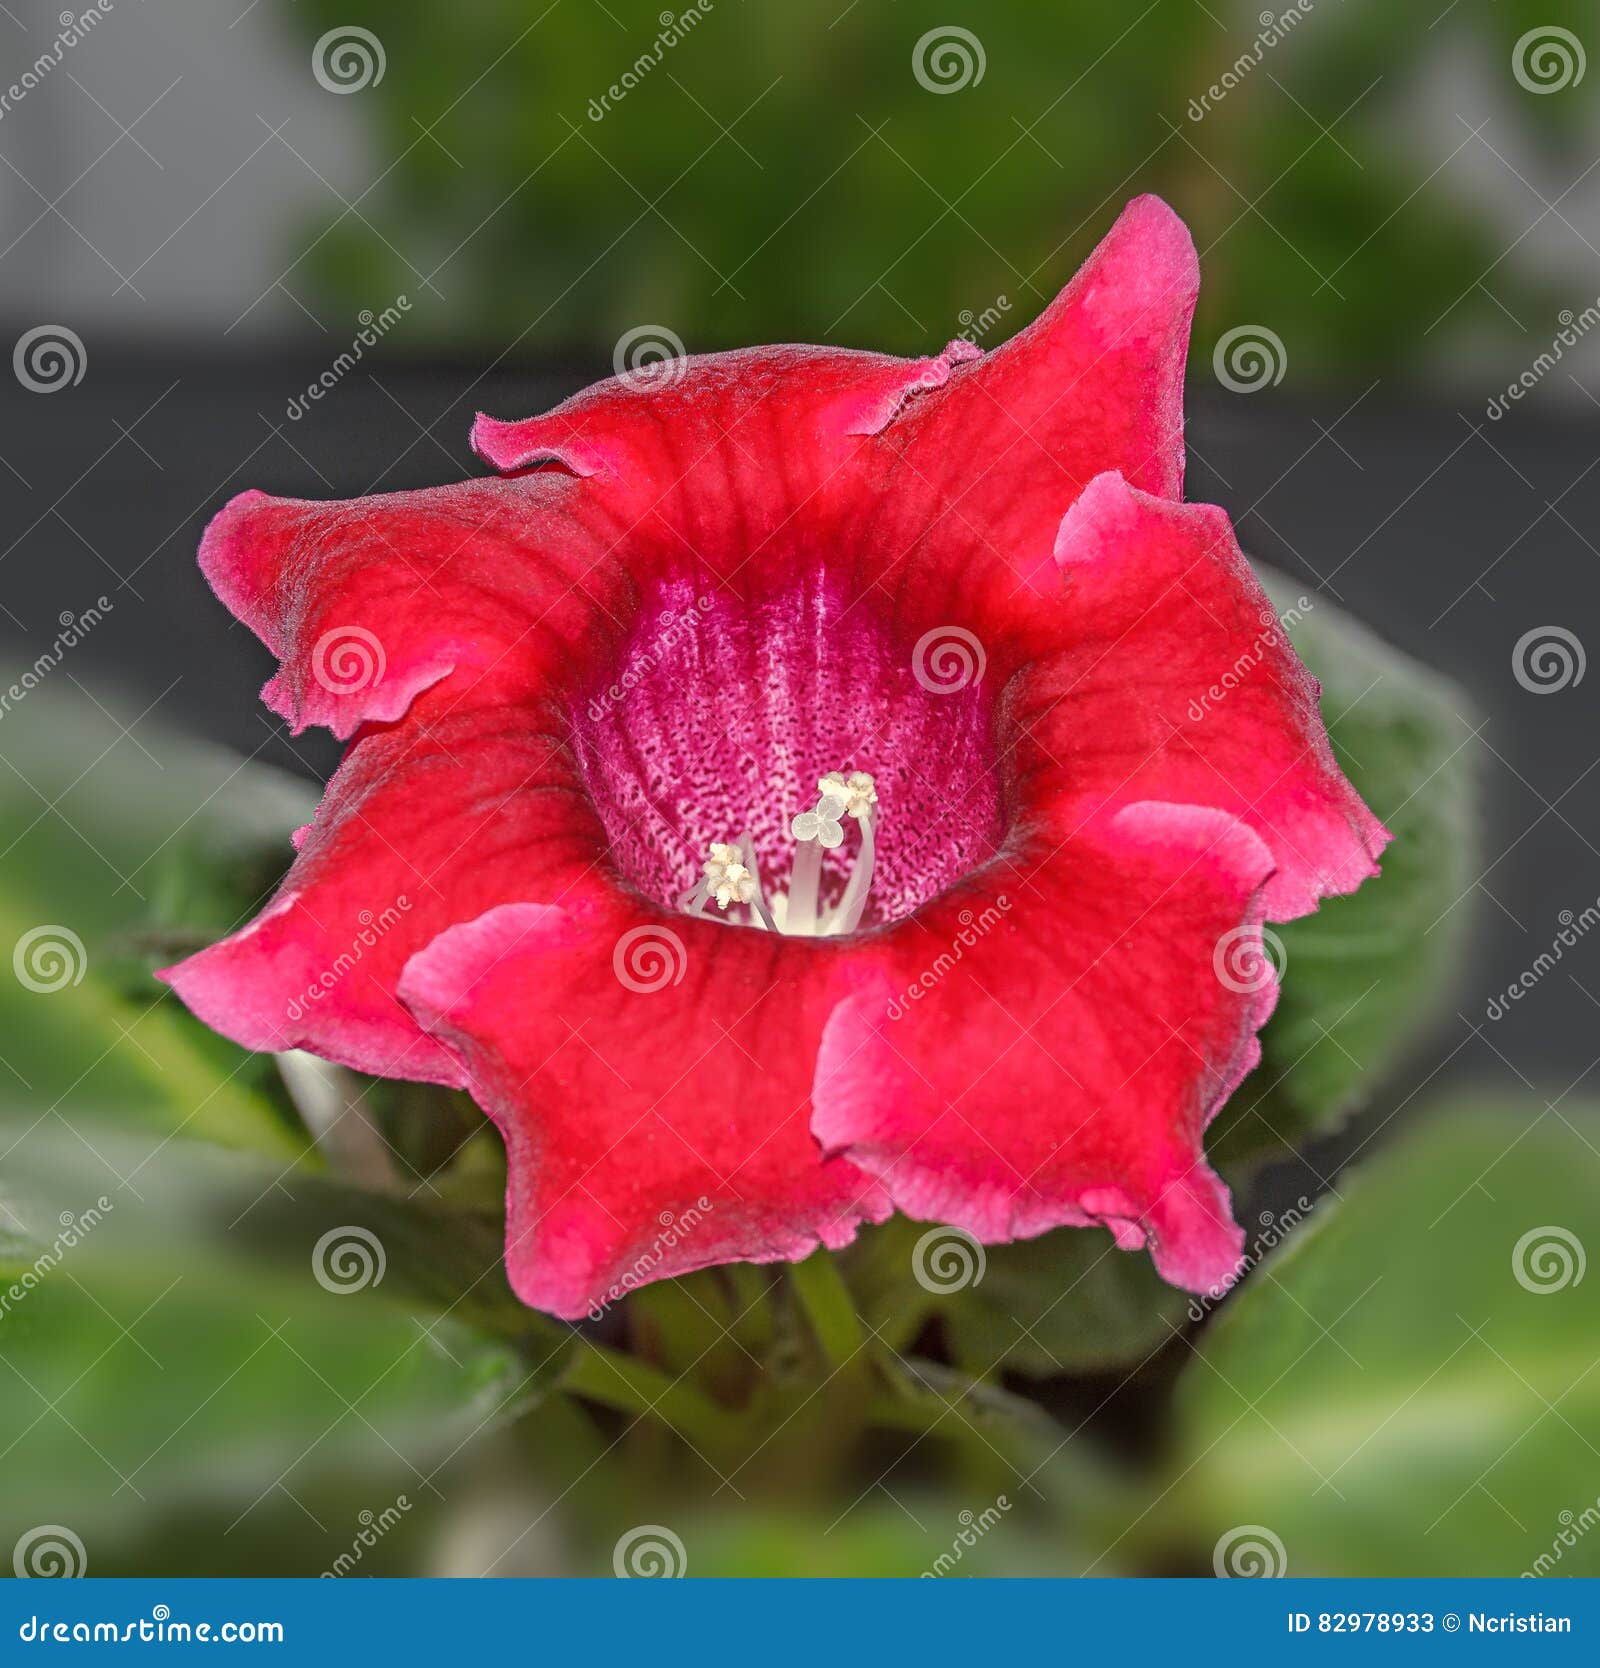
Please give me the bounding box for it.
[569,574,1004,935]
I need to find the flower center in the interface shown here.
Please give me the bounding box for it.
[680,771,879,937]
[570,574,1003,934]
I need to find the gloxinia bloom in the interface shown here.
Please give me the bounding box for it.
[162,196,1387,1320]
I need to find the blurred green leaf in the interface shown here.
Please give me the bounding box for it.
[848,1195,1185,1381]
[293,0,1571,376]
[1169,1101,1600,1576]
[1213,572,1478,1170]
[0,1129,534,1556]
[0,678,314,1160]
[658,1497,1053,1577]
[942,1228,1188,1381]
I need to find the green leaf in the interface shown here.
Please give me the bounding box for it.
[0,678,315,1160]
[1213,574,1479,1170]
[0,1128,535,1554]
[847,1192,1188,1384]
[1169,1101,1600,1576]
[943,1229,1189,1380]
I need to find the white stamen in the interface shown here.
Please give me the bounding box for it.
[687,838,777,930]
[828,805,877,934]
[784,822,827,936]
[736,832,773,930]
[684,769,878,940]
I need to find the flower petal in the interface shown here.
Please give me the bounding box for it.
[198,475,625,738]
[159,699,604,1085]
[397,898,891,1319]
[1029,469,1390,919]
[873,194,1199,591]
[471,343,973,520]
[811,803,1276,1295]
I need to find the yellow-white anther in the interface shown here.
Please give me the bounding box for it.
[703,842,758,910]
[821,769,877,820]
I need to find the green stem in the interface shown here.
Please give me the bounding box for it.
[789,1249,863,1368]
[560,1340,729,1448]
